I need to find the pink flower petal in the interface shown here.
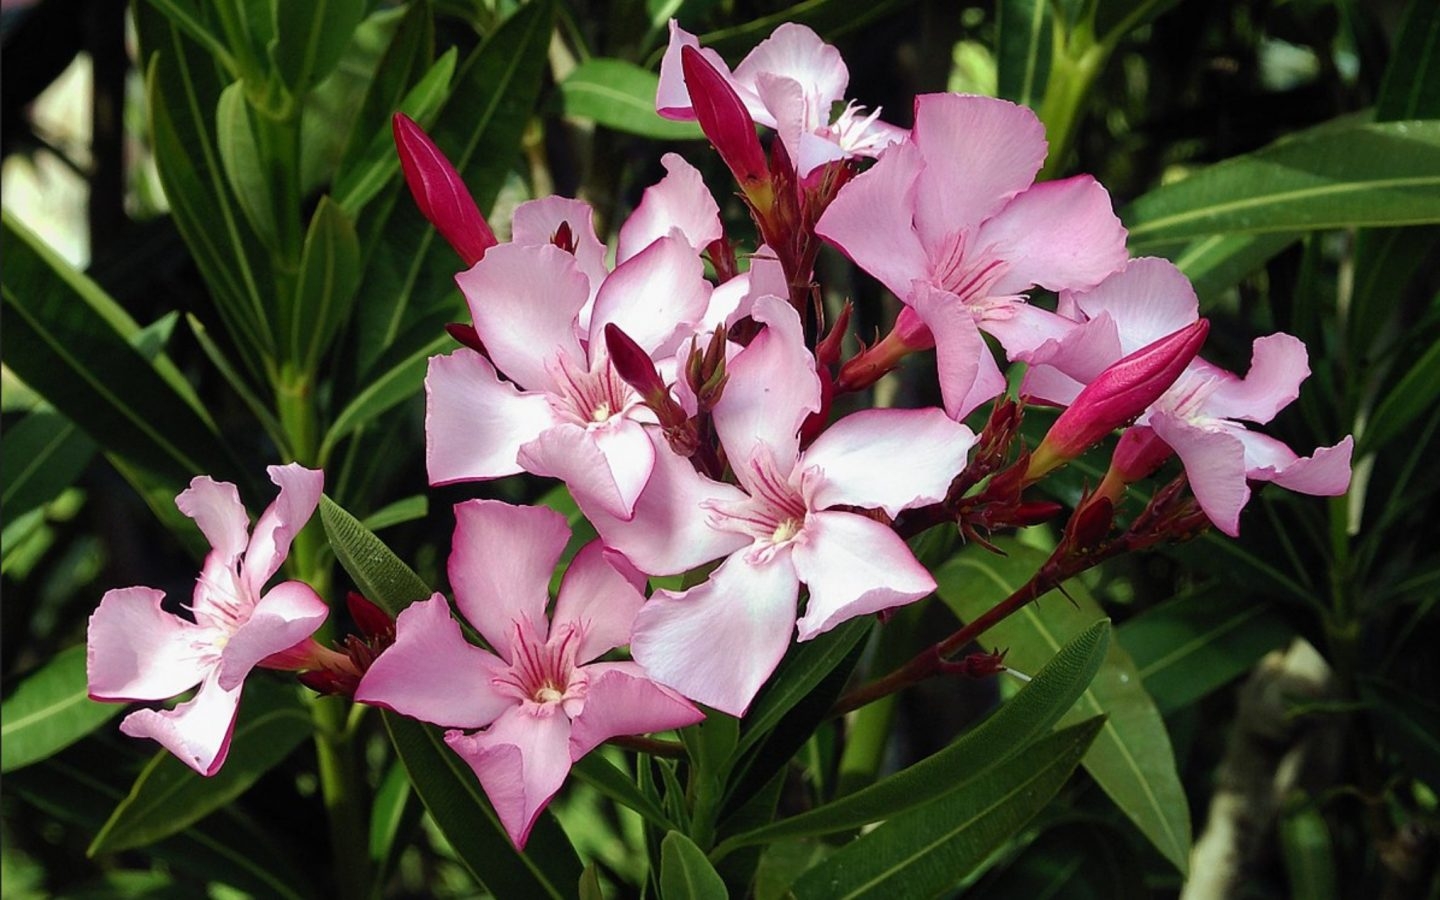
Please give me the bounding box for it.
[449,500,571,658]
[552,542,648,663]
[175,476,248,567]
[815,141,929,299]
[589,233,711,358]
[1149,413,1251,537]
[446,708,572,849]
[802,407,974,517]
[1065,257,1198,353]
[355,594,512,729]
[713,296,820,476]
[425,349,557,486]
[1201,333,1310,425]
[656,21,736,121]
[792,511,935,640]
[732,22,848,118]
[217,580,329,691]
[979,175,1128,295]
[583,431,750,576]
[458,243,589,392]
[568,661,704,758]
[1019,312,1122,405]
[911,94,1047,247]
[910,284,1006,419]
[631,553,799,716]
[510,196,610,300]
[518,419,655,520]
[118,669,242,776]
[88,586,210,702]
[1238,432,1353,496]
[753,71,809,169]
[242,463,323,595]
[616,153,722,264]
[977,302,1080,363]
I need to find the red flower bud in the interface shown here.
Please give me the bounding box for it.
[605,324,688,428]
[393,113,497,267]
[680,47,773,208]
[1111,425,1174,484]
[1028,319,1209,479]
[445,322,487,355]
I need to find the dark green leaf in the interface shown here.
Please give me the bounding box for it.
[289,197,362,369]
[216,82,281,251]
[1363,338,1440,455]
[369,757,420,883]
[355,0,555,376]
[1360,677,1440,789]
[185,313,291,457]
[0,645,122,773]
[270,0,367,97]
[660,831,728,900]
[383,713,583,898]
[937,541,1191,874]
[1280,802,1338,900]
[968,821,1145,900]
[320,333,448,463]
[88,679,311,854]
[0,410,96,526]
[1168,231,1300,308]
[1,213,243,490]
[1375,0,1440,123]
[336,0,435,179]
[714,620,1109,856]
[694,0,918,61]
[996,0,1051,109]
[788,718,1104,899]
[560,59,704,139]
[570,752,675,831]
[319,494,432,616]
[1118,585,1294,714]
[11,744,318,899]
[1123,121,1440,253]
[138,4,277,370]
[141,0,237,72]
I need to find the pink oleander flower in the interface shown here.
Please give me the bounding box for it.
[1027,319,1210,479]
[423,177,720,512]
[1021,257,1354,535]
[86,465,328,775]
[582,296,977,716]
[355,500,702,848]
[658,21,906,177]
[393,113,497,266]
[816,93,1129,419]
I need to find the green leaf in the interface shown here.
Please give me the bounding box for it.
[936,540,1191,873]
[186,313,291,458]
[288,197,362,369]
[11,746,318,900]
[1169,231,1300,307]
[355,0,555,376]
[138,4,277,370]
[1375,0,1440,123]
[660,831,729,900]
[1360,677,1440,790]
[216,82,281,251]
[1118,584,1294,714]
[334,48,457,219]
[995,0,1052,109]
[368,757,420,884]
[270,0,367,97]
[0,645,122,773]
[1123,120,1440,253]
[319,333,448,464]
[1,213,243,490]
[336,0,434,179]
[0,410,96,527]
[714,620,1109,856]
[559,59,704,139]
[1280,802,1338,900]
[383,713,583,898]
[141,0,237,72]
[319,494,432,616]
[967,821,1145,900]
[361,494,429,532]
[87,679,311,855]
[788,717,1104,899]
[693,0,918,60]
[570,752,675,831]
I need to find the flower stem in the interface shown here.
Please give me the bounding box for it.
[311,693,371,898]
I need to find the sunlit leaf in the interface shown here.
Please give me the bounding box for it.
[0,645,121,773]
[560,59,704,139]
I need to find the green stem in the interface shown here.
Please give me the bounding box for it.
[312,694,371,899]
[1035,41,1106,181]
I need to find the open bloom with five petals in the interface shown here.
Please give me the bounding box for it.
[582,297,977,715]
[87,465,328,775]
[356,500,702,847]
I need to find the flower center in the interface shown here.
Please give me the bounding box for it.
[702,443,810,564]
[546,352,634,428]
[494,619,589,717]
[929,230,1013,308]
[771,517,802,544]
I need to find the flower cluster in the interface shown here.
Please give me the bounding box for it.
[87,19,1352,850]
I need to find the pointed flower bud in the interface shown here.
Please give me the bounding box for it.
[680,47,773,211]
[1028,319,1209,480]
[445,322,487,355]
[393,113,497,267]
[687,325,729,411]
[605,324,687,428]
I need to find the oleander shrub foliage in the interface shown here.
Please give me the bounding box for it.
[2,0,1438,896]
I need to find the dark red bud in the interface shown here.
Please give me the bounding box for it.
[392,113,496,267]
[551,221,577,254]
[1066,495,1115,549]
[445,323,487,354]
[816,301,853,368]
[347,592,394,642]
[681,47,773,206]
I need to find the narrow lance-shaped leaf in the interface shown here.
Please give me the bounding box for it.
[335,0,435,180]
[1123,120,1440,252]
[995,0,1052,109]
[318,494,431,617]
[788,717,1105,899]
[936,540,1192,874]
[289,197,363,370]
[661,831,728,900]
[87,679,311,855]
[217,82,281,252]
[270,0,367,98]
[713,619,1110,856]
[1,212,246,492]
[0,645,122,773]
[560,59,705,140]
